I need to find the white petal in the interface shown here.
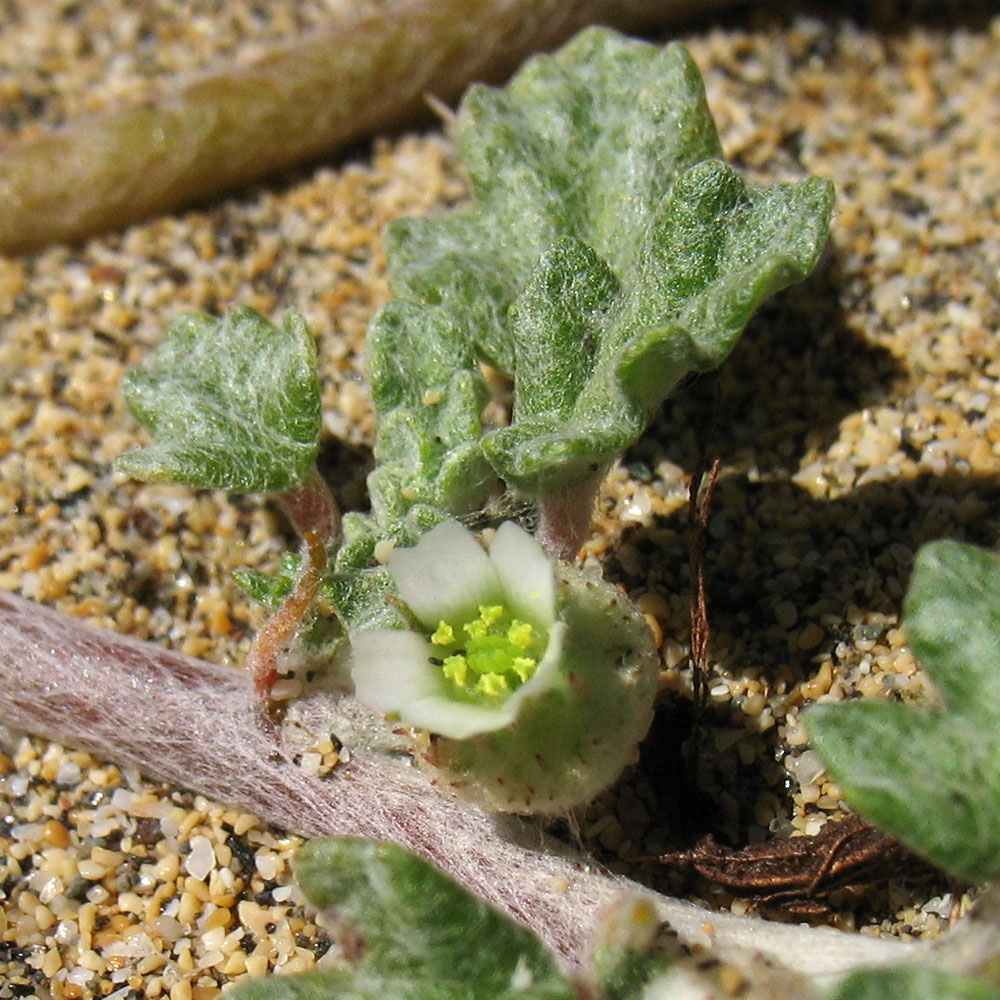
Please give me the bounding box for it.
[350,627,522,739]
[401,694,519,740]
[489,521,555,626]
[350,630,443,714]
[504,620,566,713]
[389,520,501,626]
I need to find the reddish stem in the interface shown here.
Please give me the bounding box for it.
[248,472,339,708]
[535,467,606,561]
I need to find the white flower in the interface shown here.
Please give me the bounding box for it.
[350,519,565,740]
[350,518,660,814]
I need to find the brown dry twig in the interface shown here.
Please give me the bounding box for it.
[656,815,940,918]
[685,453,720,781]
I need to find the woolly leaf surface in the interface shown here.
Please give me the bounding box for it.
[829,965,1000,1000]
[379,26,834,502]
[366,301,497,527]
[807,540,1000,883]
[118,306,321,492]
[229,837,576,1000]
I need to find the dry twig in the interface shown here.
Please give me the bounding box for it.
[0,0,738,253]
[657,815,939,918]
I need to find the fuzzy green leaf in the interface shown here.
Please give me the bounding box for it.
[228,837,576,1000]
[118,306,321,493]
[367,301,498,528]
[379,27,833,506]
[233,552,300,611]
[828,965,1000,1000]
[806,540,1000,883]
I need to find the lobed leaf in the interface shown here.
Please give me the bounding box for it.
[828,965,1000,1000]
[366,301,498,528]
[377,27,834,508]
[806,540,1000,884]
[118,306,321,493]
[233,552,300,611]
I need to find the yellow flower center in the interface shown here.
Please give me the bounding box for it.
[428,604,545,701]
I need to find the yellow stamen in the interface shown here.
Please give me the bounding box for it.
[431,605,545,702]
[507,620,534,649]
[512,656,536,682]
[431,621,455,646]
[442,654,468,687]
[464,617,487,639]
[475,672,510,696]
[479,605,504,626]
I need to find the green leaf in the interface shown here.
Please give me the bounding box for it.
[806,540,1000,883]
[828,965,1000,1000]
[118,306,321,493]
[380,27,833,504]
[322,507,453,632]
[228,837,577,1000]
[367,301,498,527]
[233,552,301,610]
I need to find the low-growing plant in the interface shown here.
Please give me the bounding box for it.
[106,24,1000,1000]
[118,26,833,814]
[225,539,1000,1000]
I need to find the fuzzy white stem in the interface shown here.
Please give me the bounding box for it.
[0,588,915,981]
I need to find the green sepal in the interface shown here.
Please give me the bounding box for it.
[233,551,300,611]
[807,540,1000,883]
[118,306,321,493]
[227,837,577,1000]
[322,507,450,633]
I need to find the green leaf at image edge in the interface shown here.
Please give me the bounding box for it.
[227,837,576,1000]
[829,964,1000,1000]
[118,306,321,493]
[806,540,1000,884]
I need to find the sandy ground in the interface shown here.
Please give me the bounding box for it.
[2,2,999,996]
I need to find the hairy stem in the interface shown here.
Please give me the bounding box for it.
[536,467,607,560]
[0,588,913,978]
[248,473,339,707]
